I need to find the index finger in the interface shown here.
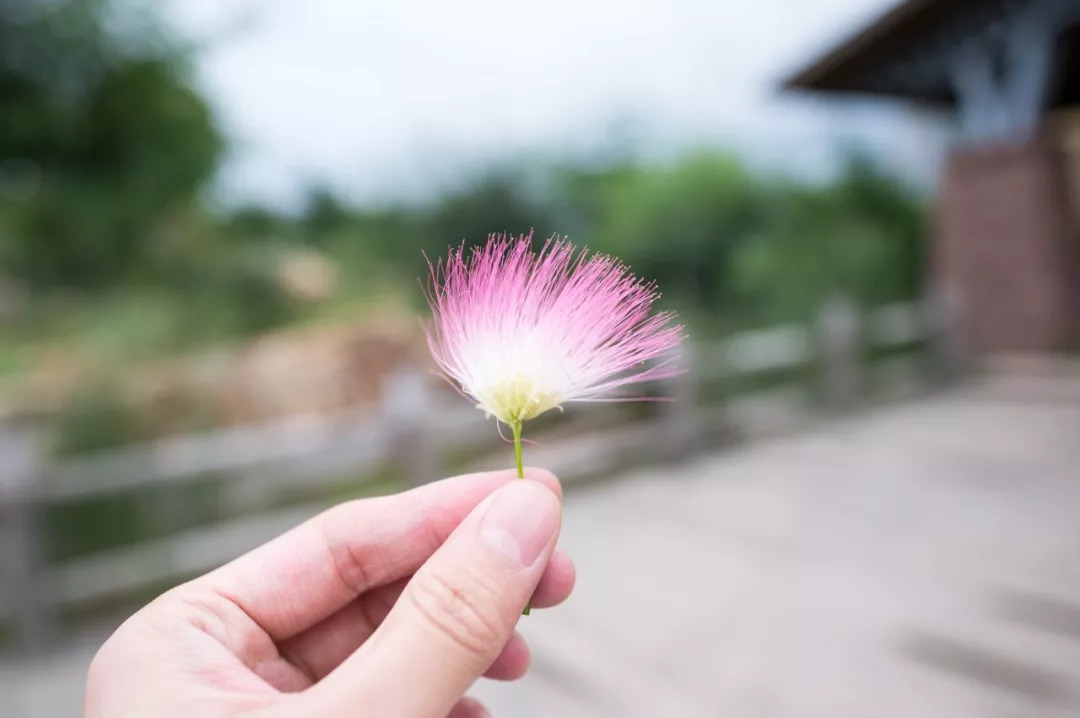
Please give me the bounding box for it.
[185,467,562,642]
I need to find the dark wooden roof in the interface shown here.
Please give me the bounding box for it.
[783,0,967,104]
[1060,24,1080,108]
[783,0,1080,108]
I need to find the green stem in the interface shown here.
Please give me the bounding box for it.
[511,422,524,480]
[511,421,531,616]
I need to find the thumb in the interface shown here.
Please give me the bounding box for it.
[308,479,562,717]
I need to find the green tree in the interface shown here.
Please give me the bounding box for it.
[572,153,768,312]
[731,156,926,323]
[296,185,352,244]
[0,0,223,290]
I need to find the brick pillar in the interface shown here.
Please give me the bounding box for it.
[936,138,1080,354]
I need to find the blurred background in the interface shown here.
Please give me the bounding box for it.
[2,0,1080,715]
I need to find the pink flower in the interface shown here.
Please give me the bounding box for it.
[425,231,685,428]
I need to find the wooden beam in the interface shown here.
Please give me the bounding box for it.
[785,0,1080,108]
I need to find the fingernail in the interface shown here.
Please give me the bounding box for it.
[481,481,559,567]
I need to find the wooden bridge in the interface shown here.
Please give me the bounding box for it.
[3,371,1080,716]
[0,297,945,652]
[10,297,1080,716]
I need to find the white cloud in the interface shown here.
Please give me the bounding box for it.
[167,0,944,208]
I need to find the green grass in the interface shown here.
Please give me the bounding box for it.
[697,361,819,405]
[0,265,412,385]
[865,338,929,363]
[44,473,226,563]
[0,290,209,380]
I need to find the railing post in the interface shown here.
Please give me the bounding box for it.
[381,366,438,487]
[661,344,699,460]
[923,283,966,386]
[817,295,862,410]
[0,425,54,653]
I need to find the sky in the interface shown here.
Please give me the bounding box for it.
[165,0,950,210]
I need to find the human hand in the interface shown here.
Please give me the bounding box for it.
[85,469,573,718]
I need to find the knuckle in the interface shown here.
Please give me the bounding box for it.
[408,569,504,658]
[322,507,375,595]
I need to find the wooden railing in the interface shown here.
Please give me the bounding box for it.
[0,296,960,652]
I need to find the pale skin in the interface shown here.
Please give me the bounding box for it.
[85,468,575,718]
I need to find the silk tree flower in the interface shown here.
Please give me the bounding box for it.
[425,231,685,471]
[425,232,683,615]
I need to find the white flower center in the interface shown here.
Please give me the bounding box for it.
[458,329,576,425]
[473,372,564,425]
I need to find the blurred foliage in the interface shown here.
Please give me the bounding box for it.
[0,0,929,427]
[0,0,222,290]
[731,155,926,325]
[551,156,769,329]
[51,379,143,456]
